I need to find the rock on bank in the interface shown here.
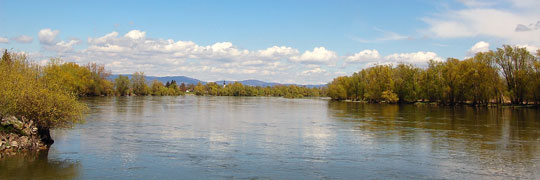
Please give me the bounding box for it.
[0,116,48,157]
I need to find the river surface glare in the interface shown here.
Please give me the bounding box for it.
[2,96,540,179]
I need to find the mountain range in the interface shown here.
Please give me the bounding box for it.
[109,75,326,88]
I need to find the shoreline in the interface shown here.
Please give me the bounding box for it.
[0,116,49,158]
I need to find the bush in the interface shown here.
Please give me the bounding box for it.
[0,50,87,143]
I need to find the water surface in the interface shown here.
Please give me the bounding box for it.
[2,96,540,179]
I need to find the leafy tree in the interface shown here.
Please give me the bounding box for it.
[114,75,130,96]
[0,51,86,144]
[420,60,445,102]
[42,60,93,96]
[194,82,205,95]
[131,72,150,96]
[393,64,421,103]
[179,83,186,92]
[364,65,394,102]
[493,45,535,104]
[327,76,349,100]
[85,62,114,96]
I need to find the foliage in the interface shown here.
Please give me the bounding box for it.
[42,60,114,96]
[114,75,131,96]
[493,45,536,104]
[131,72,150,96]
[0,50,87,130]
[190,81,322,98]
[327,45,540,105]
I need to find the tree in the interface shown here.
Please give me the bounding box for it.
[205,82,219,96]
[194,82,205,95]
[393,64,421,103]
[151,80,166,96]
[131,72,149,96]
[179,83,186,92]
[42,60,93,96]
[420,60,444,102]
[493,45,535,104]
[1,51,86,144]
[85,62,113,96]
[364,65,394,102]
[114,75,130,96]
[327,76,349,100]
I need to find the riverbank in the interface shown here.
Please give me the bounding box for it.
[337,99,540,108]
[0,116,48,158]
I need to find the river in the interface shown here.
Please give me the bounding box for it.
[1,96,540,179]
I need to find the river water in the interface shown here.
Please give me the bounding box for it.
[1,96,540,179]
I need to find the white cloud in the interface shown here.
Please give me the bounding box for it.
[423,1,540,45]
[384,51,442,65]
[26,29,456,84]
[38,28,80,52]
[39,30,336,84]
[38,29,59,45]
[468,41,490,56]
[257,46,299,60]
[301,67,326,75]
[0,37,8,43]
[124,30,146,39]
[0,37,9,43]
[345,49,381,63]
[290,47,338,64]
[12,35,33,43]
[88,31,119,44]
[344,49,441,67]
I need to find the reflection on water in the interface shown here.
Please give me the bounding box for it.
[328,101,540,179]
[0,150,79,180]
[1,96,540,179]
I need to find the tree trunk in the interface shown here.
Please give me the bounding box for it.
[38,127,54,145]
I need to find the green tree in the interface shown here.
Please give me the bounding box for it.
[131,72,149,96]
[42,60,93,96]
[364,65,394,102]
[420,60,444,102]
[493,45,536,104]
[114,75,130,96]
[0,51,86,144]
[393,64,421,103]
[194,82,205,95]
[84,62,114,96]
[327,76,349,100]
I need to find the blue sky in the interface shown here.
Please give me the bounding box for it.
[1,0,539,84]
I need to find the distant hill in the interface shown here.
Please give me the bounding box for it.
[109,75,204,85]
[214,79,279,87]
[110,75,325,88]
[214,79,325,88]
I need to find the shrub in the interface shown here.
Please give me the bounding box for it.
[0,50,87,144]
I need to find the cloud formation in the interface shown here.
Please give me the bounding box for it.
[12,35,34,43]
[385,51,442,65]
[27,28,461,84]
[345,50,442,67]
[290,47,338,64]
[38,29,80,52]
[345,49,381,63]
[0,37,8,44]
[468,41,490,56]
[423,0,540,46]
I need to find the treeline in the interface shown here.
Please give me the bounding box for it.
[328,45,540,105]
[41,60,324,98]
[2,50,323,98]
[40,60,185,97]
[192,82,323,98]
